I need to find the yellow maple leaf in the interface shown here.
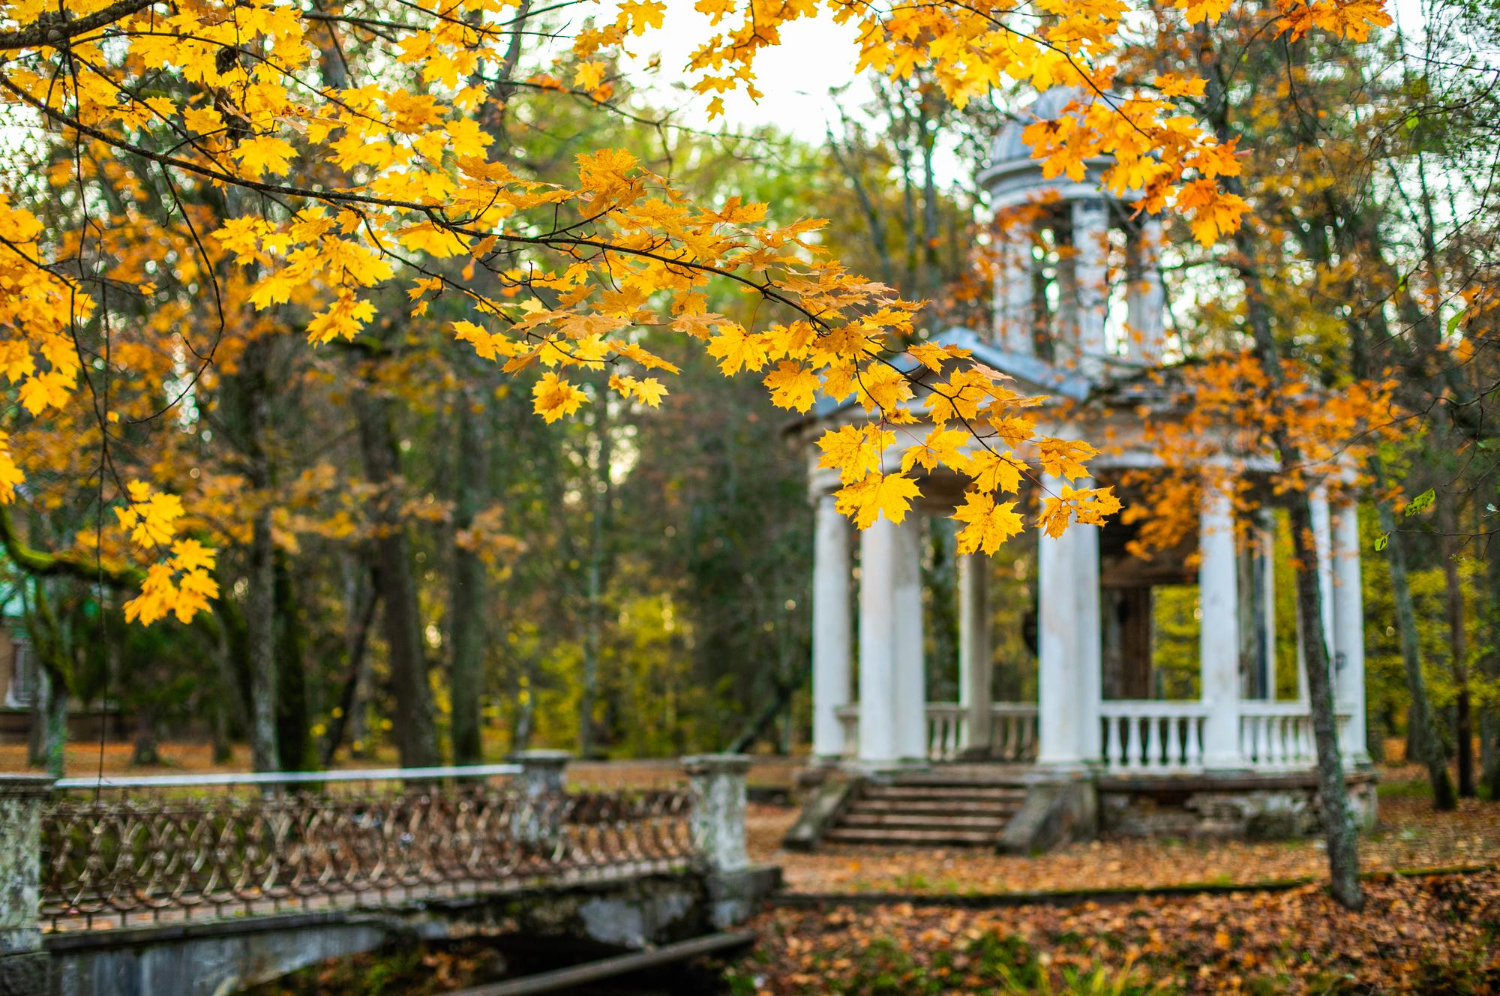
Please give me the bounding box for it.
[954,491,1025,555]
[573,61,607,90]
[900,427,969,473]
[531,372,589,423]
[965,450,1026,494]
[619,0,667,34]
[816,424,894,484]
[705,324,769,374]
[764,361,820,412]
[834,472,922,528]
[233,135,297,179]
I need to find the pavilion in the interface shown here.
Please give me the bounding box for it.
[785,90,1375,849]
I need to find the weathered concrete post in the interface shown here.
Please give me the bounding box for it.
[684,754,749,874]
[510,750,570,849]
[683,754,772,927]
[0,775,53,995]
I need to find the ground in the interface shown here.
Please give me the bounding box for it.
[746,794,1499,895]
[739,869,1500,994]
[735,761,1500,994]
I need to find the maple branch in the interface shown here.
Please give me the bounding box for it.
[0,0,159,51]
[0,504,143,586]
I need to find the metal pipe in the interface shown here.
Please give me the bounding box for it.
[446,931,757,996]
[54,763,522,790]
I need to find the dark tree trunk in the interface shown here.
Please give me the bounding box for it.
[320,570,378,767]
[1482,497,1500,801]
[1438,495,1474,796]
[577,384,613,758]
[356,390,441,768]
[274,555,312,770]
[1373,471,1457,810]
[237,338,282,773]
[449,389,489,765]
[130,708,161,767]
[1199,28,1361,909]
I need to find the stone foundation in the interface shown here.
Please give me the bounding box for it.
[1098,770,1378,840]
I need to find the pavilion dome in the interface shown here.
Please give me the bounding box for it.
[980,87,1122,209]
[988,86,1093,165]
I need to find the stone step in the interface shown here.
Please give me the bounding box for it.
[846,798,1021,816]
[892,772,1031,788]
[839,812,1009,830]
[821,826,1000,847]
[861,785,1025,802]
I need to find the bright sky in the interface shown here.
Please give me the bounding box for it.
[598,0,874,142]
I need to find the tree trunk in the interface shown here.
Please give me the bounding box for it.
[240,338,282,773]
[1438,494,1474,796]
[274,555,312,770]
[1374,487,1457,808]
[449,389,489,764]
[577,387,612,757]
[320,570,378,767]
[1482,497,1500,800]
[356,390,441,768]
[246,503,281,771]
[1198,30,1362,907]
[130,707,161,767]
[29,663,68,777]
[41,665,68,779]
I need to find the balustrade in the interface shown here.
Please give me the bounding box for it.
[1099,701,1208,771]
[1238,703,1353,769]
[834,703,1038,763]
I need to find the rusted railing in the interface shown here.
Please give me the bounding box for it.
[40,759,699,931]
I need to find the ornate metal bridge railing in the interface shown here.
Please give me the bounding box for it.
[40,758,702,931]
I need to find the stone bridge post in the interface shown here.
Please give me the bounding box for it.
[0,775,53,995]
[510,750,571,849]
[683,754,771,927]
[684,753,749,874]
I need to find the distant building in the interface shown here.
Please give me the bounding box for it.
[785,90,1374,851]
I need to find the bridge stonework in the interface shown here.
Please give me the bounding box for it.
[1,776,53,996]
[1,757,777,996]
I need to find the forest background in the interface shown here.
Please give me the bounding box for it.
[2,0,1498,800]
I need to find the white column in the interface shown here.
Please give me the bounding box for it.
[1331,502,1368,761]
[1125,216,1165,365]
[858,517,899,767]
[811,494,853,762]
[1037,474,1102,768]
[892,515,928,763]
[1072,199,1111,380]
[1310,487,1335,657]
[958,553,992,755]
[995,240,1035,356]
[1200,480,1243,768]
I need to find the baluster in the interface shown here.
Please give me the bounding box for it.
[1187,715,1204,766]
[1145,716,1161,768]
[1101,715,1116,768]
[1123,715,1140,768]
[1163,716,1182,768]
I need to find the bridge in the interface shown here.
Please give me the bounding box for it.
[0,754,777,996]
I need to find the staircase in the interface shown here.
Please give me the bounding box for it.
[819,775,1027,848]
